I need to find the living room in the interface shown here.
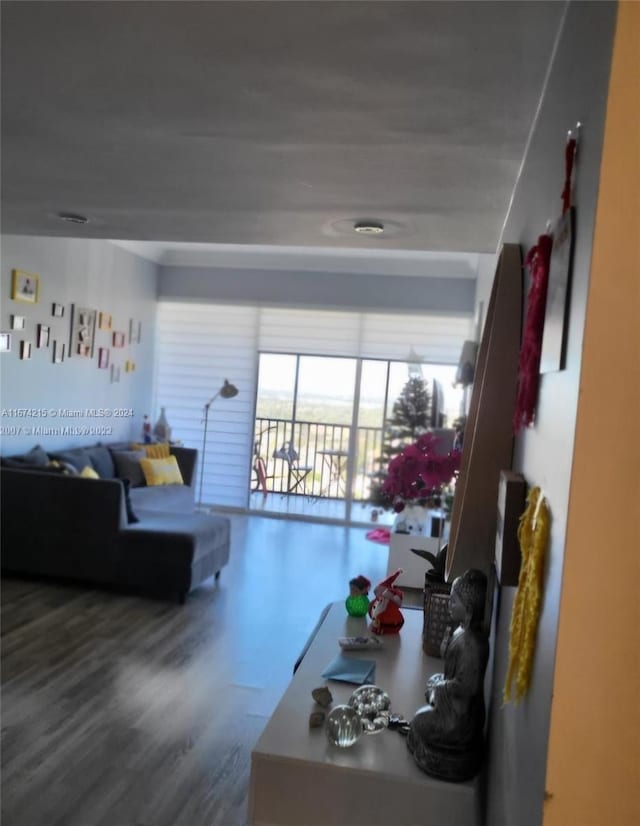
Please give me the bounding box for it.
[1,3,637,826]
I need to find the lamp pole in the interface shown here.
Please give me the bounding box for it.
[198,379,238,510]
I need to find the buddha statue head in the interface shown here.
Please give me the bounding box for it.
[450,568,487,629]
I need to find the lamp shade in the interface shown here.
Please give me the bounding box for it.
[219,379,239,399]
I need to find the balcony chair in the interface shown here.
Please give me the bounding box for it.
[272,442,313,496]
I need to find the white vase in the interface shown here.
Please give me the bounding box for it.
[392,504,427,536]
[153,406,172,442]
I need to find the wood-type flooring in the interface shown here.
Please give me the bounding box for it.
[1,514,395,826]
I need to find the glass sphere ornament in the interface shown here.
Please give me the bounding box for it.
[346,575,371,617]
[345,594,370,617]
[325,704,363,748]
[348,685,392,734]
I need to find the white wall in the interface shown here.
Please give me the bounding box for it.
[159,264,476,315]
[0,235,158,454]
[485,3,617,825]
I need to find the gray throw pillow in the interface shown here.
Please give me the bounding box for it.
[49,447,92,472]
[1,444,50,468]
[110,450,146,487]
[86,445,116,478]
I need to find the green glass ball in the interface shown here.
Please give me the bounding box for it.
[345,594,370,617]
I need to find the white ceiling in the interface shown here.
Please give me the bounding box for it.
[1,1,564,261]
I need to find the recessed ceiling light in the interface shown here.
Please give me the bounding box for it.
[353,220,384,235]
[58,212,89,225]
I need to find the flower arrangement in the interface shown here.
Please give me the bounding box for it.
[380,432,461,513]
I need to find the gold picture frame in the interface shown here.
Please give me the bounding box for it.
[11,270,39,304]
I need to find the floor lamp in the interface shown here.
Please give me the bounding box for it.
[198,379,239,509]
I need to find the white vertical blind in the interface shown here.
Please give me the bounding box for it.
[155,301,472,508]
[154,302,258,508]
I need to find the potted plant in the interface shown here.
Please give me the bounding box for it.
[380,432,461,531]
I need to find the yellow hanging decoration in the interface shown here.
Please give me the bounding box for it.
[503,486,550,703]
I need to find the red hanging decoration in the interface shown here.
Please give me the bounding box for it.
[513,234,553,433]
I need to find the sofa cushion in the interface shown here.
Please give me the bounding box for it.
[80,465,100,479]
[110,449,146,487]
[132,442,171,459]
[1,444,50,468]
[129,483,194,513]
[140,455,184,486]
[49,447,93,473]
[86,444,116,478]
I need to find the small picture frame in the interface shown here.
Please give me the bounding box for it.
[0,333,12,353]
[20,340,32,360]
[125,359,135,373]
[37,323,50,348]
[52,303,65,318]
[99,312,112,331]
[53,340,65,363]
[10,315,25,331]
[11,270,39,304]
[112,331,125,348]
[98,347,110,369]
[110,364,121,383]
[77,343,92,357]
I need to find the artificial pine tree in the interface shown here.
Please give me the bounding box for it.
[369,375,432,508]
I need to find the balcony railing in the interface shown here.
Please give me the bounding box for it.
[251,416,383,500]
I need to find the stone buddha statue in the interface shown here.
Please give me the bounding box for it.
[407,568,489,781]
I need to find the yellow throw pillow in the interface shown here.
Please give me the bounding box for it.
[139,455,184,486]
[80,465,99,479]
[131,442,172,459]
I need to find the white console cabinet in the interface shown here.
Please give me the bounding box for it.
[249,603,481,826]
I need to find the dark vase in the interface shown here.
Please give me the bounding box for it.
[422,571,452,657]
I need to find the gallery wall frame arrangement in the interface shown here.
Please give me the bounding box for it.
[11,269,39,304]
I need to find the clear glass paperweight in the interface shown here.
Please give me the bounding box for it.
[348,685,392,735]
[325,704,363,748]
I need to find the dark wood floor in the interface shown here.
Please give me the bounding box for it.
[1,514,395,826]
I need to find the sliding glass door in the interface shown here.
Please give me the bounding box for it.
[249,352,462,524]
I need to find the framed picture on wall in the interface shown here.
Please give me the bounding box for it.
[37,324,50,348]
[69,305,97,358]
[11,315,25,330]
[52,303,65,318]
[0,333,12,353]
[112,331,125,348]
[98,347,110,369]
[11,270,39,304]
[99,312,112,331]
[20,341,32,360]
[53,340,65,363]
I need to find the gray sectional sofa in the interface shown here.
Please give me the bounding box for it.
[1,442,230,601]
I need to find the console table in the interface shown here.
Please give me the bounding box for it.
[249,603,481,826]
